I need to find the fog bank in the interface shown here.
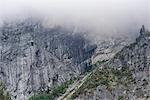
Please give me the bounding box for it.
[0,0,149,39]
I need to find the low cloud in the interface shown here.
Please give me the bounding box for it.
[0,0,149,39]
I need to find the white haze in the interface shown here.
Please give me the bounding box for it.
[0,0,149,40]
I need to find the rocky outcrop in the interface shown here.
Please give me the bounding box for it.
[93,36,130,63]
[107,26,150,99]
[0,19,96,100]
[77,26,150,100]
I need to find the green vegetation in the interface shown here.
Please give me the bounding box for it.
[29,60,107,100]
[29,78,75,100]
[84,60,108,76]
[118,96,125,100]
[93,60,108,68]
[0,81,11,100]
[71,65,133,99]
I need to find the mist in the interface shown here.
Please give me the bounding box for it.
[0,0,149,40]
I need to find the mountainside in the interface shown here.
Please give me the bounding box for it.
[0,19,149,100]
[71,26,150,100]
[0,19,96,100]
[93,36,131,63]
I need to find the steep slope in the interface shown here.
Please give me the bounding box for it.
[71,26,150,100]
[0,19,96,100]
[93,36,130,63]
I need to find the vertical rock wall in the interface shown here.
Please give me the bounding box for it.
[0,19,96,100]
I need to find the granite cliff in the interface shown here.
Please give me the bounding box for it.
[0,19,96,100]
[71,26,150,100]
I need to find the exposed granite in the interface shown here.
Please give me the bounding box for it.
[77,26,150,100]
[0,19,96,100]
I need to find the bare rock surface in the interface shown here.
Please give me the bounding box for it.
[76,26,150,100]
[0,19,96,100]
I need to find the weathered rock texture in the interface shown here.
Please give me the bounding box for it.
[108,27,150,99]
[0,19,96,100]
[77,26,150,100]
[93,36,130,63]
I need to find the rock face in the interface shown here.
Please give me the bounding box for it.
[0,19,96,100]
[77,26,150,100]
[93,36,130,63]
[108,27,150,99]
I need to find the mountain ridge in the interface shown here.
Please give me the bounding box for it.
[70,26,150,100]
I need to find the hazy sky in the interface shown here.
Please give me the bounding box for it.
[0,0,149,39]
